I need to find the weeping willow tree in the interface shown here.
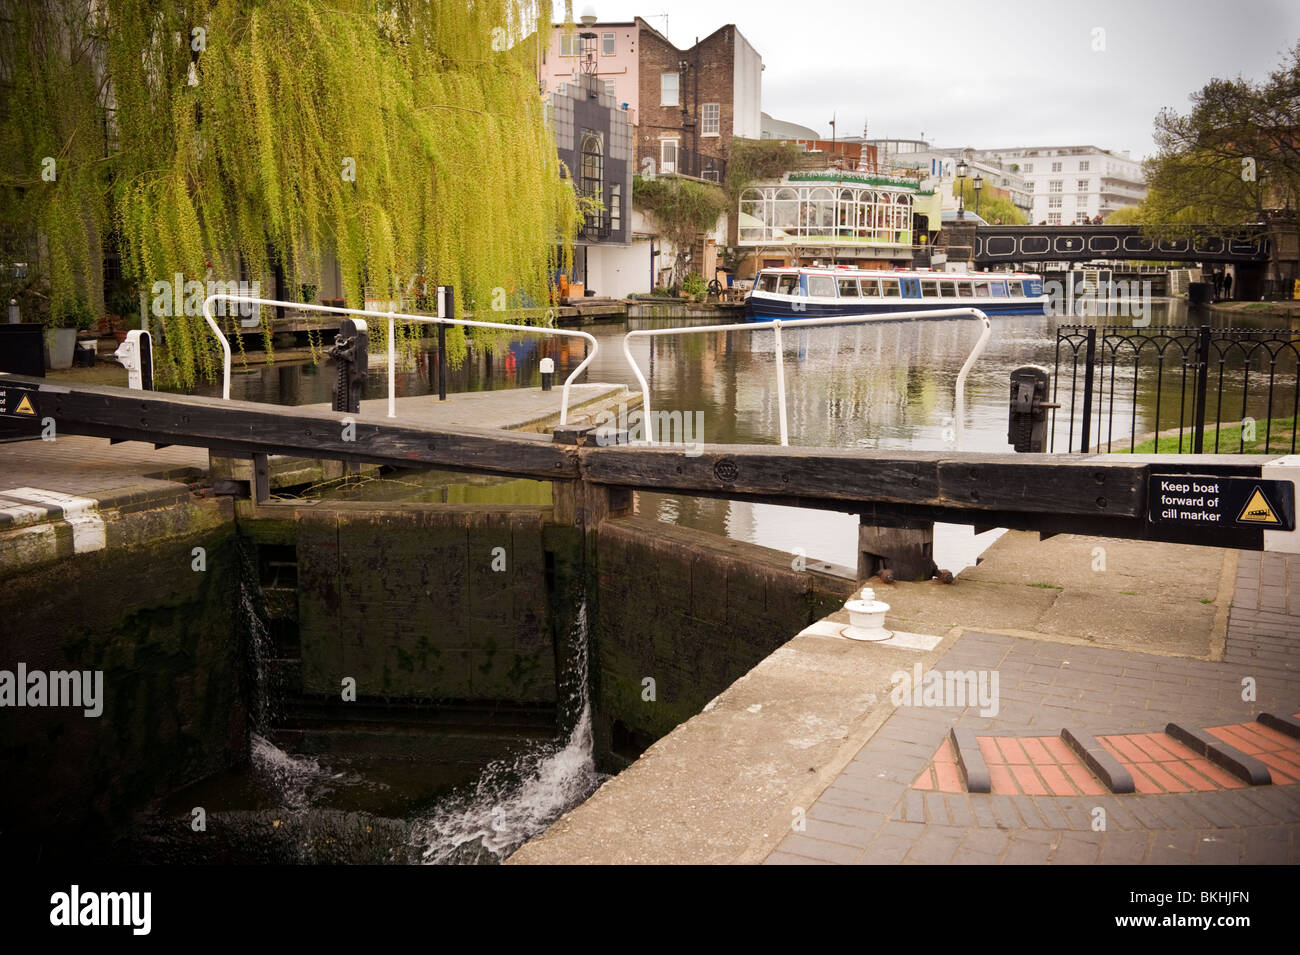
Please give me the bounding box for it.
[0,0,579,386]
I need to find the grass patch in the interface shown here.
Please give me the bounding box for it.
[1029,582,1063,590]
[1114,414,1297,455]
[1200,598,1215,604]
[1120,590,1137,596]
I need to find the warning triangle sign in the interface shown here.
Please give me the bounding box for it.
[13,395,35,415]
[1237,486,1281,526]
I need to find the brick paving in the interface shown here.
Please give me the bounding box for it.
[768,551,1300,864]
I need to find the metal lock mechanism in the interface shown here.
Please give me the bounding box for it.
[113,330,154,390]
[1008,365,1059,453]
[329,318,368,414]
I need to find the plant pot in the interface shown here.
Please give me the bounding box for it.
[44,327,77,370]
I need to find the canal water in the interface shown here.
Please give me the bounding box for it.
[193,298,1274,572]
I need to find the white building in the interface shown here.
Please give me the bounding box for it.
[968,145,1146,224]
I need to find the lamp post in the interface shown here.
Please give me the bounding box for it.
[973,173,983,218]
[955,158,968,221]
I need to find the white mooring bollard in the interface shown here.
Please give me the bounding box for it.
[841,586,893,642]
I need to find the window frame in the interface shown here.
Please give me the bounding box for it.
[601,32,616,56]
[660,71,679,107]
[660,137,679,174]
[701,102,720,137]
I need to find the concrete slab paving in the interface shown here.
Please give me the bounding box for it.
[510,535,1297,865]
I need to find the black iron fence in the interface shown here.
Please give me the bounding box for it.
[1052,324,1300,455]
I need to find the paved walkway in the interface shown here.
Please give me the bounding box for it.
[768,551,1300,864]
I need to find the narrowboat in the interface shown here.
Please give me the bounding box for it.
[744,266,1048,320]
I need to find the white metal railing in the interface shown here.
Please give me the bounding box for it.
[202,290,596,424]
[621,308,992,447]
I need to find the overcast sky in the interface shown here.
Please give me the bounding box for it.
[571,0,1300,160]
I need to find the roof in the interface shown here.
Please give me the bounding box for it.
[762,113,822,141]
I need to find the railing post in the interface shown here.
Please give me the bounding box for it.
[1192,323,1211,454]
[438,285,450,402]
[1080,326,1096,454]
[772,319,789,447]
[387,310,396,418]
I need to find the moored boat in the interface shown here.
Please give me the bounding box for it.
[744,266,1047,320]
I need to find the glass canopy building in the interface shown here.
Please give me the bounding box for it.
[736,173,941,270]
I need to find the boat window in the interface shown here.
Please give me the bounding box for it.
[777,273,800,295]
[807,275,837,298]
[837,278,860,297]
[991,281,1008,297]
[859,279,880,296]
[920,281,939,297]
[880,279,901,297]
[939,281,956,297]
[1008,280,1025,297]
[758,274,779,293]
[973,281,991,297]
[957,282,974,297]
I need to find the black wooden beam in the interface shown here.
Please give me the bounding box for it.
[11,376,578,480]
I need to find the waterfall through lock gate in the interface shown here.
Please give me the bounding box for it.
[235,543,605,863]
[410,599,607,864]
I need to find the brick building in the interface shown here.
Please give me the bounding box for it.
[634,17,762,183]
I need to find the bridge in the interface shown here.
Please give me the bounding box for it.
[2,374,1298,571]
[972,224,1270,267]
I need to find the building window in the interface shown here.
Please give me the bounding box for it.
[580,130,605,237]
[604,79,616,99]
[1049,180,1062,193]
[1047,212,1062,224]
[559,33,580,56]
[1079,160,1089,171]
[1051,161,1062,172]
[1048,196,1062,209]
[701,103,720,136]
[661,138,678,174]
[661,72,679,106]
[1077,179,1089,192]
[609,183,621,232]
[1022,163,1034,173]
[601,32,615,55]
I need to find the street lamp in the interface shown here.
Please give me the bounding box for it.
[955,158,969,220]
[973,173,983,218]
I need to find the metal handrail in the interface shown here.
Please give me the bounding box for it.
[201,291,597,424]
[621,308,992,447]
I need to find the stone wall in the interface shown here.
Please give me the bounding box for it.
[592,515,852,765]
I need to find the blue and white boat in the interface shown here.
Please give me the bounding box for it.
[744,266,1047,320]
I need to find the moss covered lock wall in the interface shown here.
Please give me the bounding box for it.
[0,520,245,860]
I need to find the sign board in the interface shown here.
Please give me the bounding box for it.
[1149,474,1295,531]
[0,384,39,419]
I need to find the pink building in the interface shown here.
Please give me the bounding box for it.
[538,20,641,126]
